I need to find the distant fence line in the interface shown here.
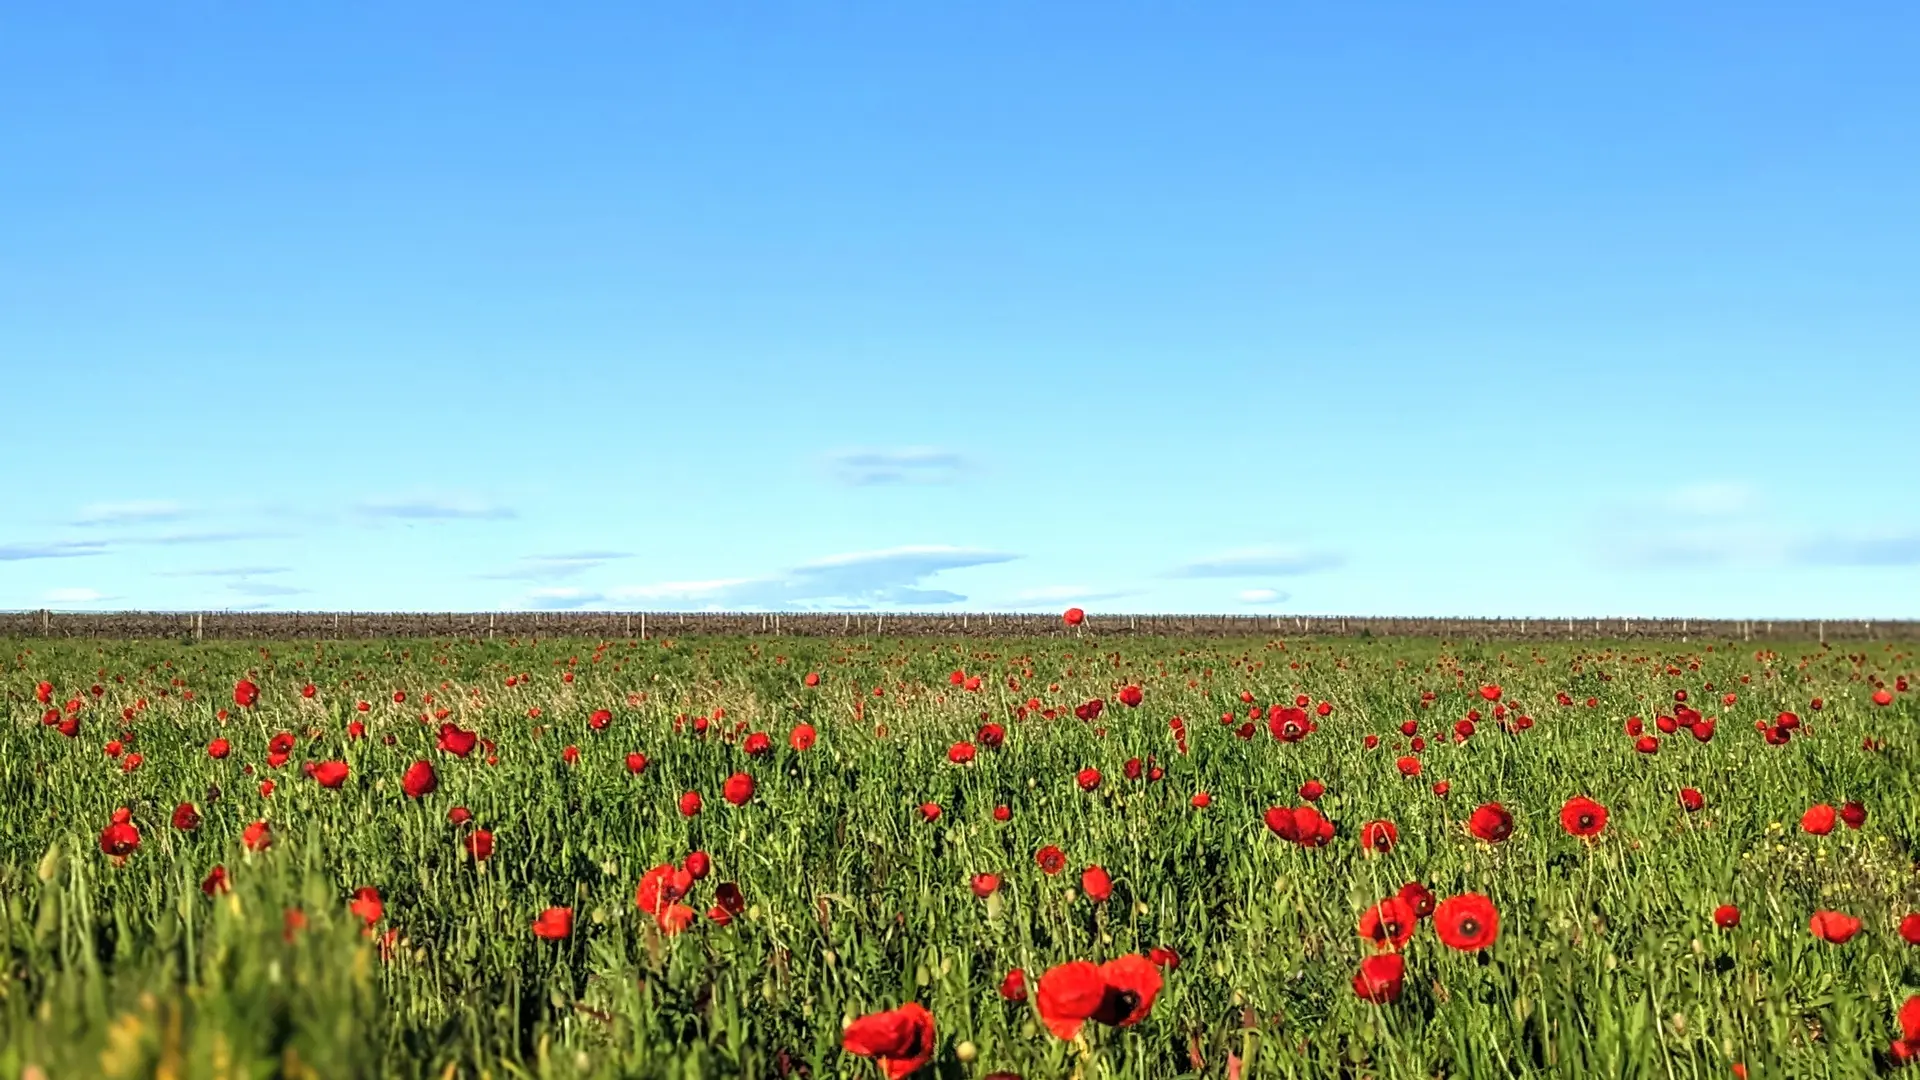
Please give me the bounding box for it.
[0,611,1912,643]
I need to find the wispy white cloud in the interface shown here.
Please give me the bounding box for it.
[1010,585,1135,604]
[72,500,192,527]
[827,447,968,487]
[1791,530,1920,567]
[519,545,1018,611]
[160,566,293,578]
[1593,484,1920,570]
[1657,482,1759,519]
[0,540,109,561]
[1237,588,1291,604]
[226,580,309,598]
[355,495,515,521]
[1167,546,1343,578]
[44,587,116,605]
[482,551,632,581]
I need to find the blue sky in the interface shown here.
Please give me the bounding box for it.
[2,2,1916,617]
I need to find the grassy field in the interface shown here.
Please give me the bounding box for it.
[2,631,1916,1079]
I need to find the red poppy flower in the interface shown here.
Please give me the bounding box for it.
[242,821,272,852]
[1399,882,1436,919]
[948,742,976,765]
[636,863,691,915]
[100,818,140,858]
[1360,820,1398,854]
[1358,896,1417,951]
[1433,893,1499,951]
[722,772,755,806]
[1468,803,1514,843]
[1840,801,1866,829]
[1035,957,1163,1040]
[311,760,349,788]
[1679,788,1705,813]
[1560,796,1608,838]
[842,1002,935,1079]
[658,902,697,934]
[201,865,230,896]
[1801,804,1836,835]
[1900,913,1920,946]
[1077,768,1101,791]
[1352,952,1405,1003]
[350,887,383,929]
[531,906,573,940]
[1190,791,1211,809]
[1148,946,1180,971]
[679,791,703,817]
[624,752,648,774]
[1035,845,1066,875]
[993,804,1011,821]
[233,679,260,708]
[1809,910,1861,943]
[803,672,821,687]
[1118,685,1143,708]
[1063,607,1085,626]
[1080,865,1112,903]
[999,969,1028,1001]
[1713,904,1740,929]
[464,829,494,860]
[1873,688,1894,706]
[789,723,817,750]
[1299,779,1325,801]
[970,873,1000,898]
[918,802,941,822]
[401,760,437,799]
[1395,756,1422,778]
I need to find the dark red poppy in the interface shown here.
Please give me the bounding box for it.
[1810,910,1861,943]
[1080,865,1112,903]
[531,906,572,940]
[201,865,230,896]
[679,791,702,817]
[350,887,383,929]
[1840,801,1866,829]
[999,969,1028,1001]
[1679,788,1704,813]
[1466,801,1514,843]
[1358,896,1417,951]
[1560,796,1607,838]
[171,803,201,830]
[843,1002,936,1079]
[1713,904,1740,929]
[402,760,437,799]
[1360,820,1398,854]
[1398,882,1436,919]
[1118,685,1143,708]
[1352,953,1405,1003]
[100,816,140,859]
[723,772,755,806]
[1433,893,1499,951]
[1035,845,1066,875]
[1299,779,1325,801]
[1801,804,1836,835]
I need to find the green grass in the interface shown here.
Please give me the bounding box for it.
[2,633,1916,1079]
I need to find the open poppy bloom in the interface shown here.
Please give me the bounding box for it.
[1352,952,1405,1003]
[1559,796,1607,838]
[531,906,572,940]
[1468,803,1514,843]
[1358,896,1417,951]
[1809,910,1861,943]
[1035,955,1163,1040]
[842,1001,935,1078]
[1433,893,1499,951]
[1360,820,1398,854]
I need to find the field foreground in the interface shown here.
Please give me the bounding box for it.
[2,633,1917,1079]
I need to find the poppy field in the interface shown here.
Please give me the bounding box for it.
[3,625,1919,1079]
